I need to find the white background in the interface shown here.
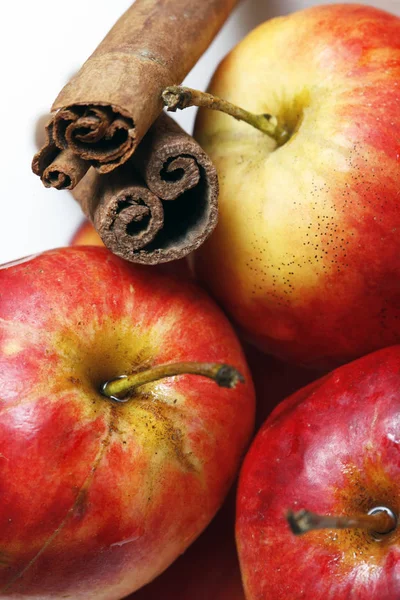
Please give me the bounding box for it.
[1,0,399,264]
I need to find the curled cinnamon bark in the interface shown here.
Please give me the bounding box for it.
[32,116,89,190]
[132,112,203,200]
[71,113,218,264]
[73,167,165,258]
[34,111,219,264]
[49,0,239,173]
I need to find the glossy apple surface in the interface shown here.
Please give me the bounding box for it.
[194,4,400,370]
[237,345,400,599]
[0,246,254,599]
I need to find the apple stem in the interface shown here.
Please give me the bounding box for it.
[101,361,245,402]
[287,507,397,537]
[162,85,289,146]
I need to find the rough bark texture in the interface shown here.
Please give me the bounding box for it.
[32,116,89,190]
[31,0,233,262]
[35,111,219,264]
[71,113,219,264]
[49,0,238,173]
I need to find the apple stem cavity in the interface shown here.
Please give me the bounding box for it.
[162,85,289,146]
[101,361,245,403]
[287,507,397,538]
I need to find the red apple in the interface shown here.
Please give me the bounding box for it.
[0,246,254,599]
[237,345,400,599]
[70,219,192,279]
[128,486,245,600]
[193,4,400,370]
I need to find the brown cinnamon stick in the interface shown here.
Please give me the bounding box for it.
[131,112,203,200]
[35,112,218,264]
[73,166,165,259]
[73,113,218,264]
[47,0,238,174]
[32,115,89,190]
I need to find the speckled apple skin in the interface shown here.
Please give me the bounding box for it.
[194,4,400,370]
[0,246,255,599]
[237,345,400,600]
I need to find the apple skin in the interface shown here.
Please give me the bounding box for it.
[193,4,400,370]
[0,246,255,599]
[237,345,400,600]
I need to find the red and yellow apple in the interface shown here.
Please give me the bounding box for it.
[0,246,254,599]
[193,4,400,370]
[237,345,400,599]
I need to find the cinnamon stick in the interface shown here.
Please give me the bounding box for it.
[75,113,218,263]
[46,0,238,175]
[35,112,218,264]
[72,166,166,260]
[132,111,211,200]
[32,116,89,190]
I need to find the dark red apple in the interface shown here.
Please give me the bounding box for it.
[0,246,254,599]
[237,345,400,599]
